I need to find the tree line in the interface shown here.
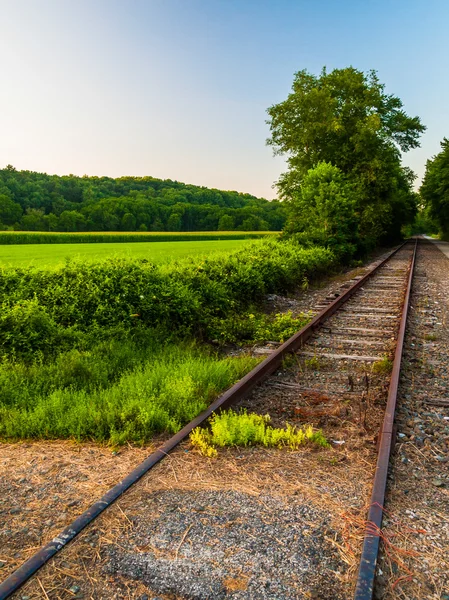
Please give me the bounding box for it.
[420,138,449,238]
[0,168,286,232]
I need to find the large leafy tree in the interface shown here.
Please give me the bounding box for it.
[285,162,358,257]
[267,67,425,248]
[420,138,449,236]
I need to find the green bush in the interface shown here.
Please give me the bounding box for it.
[0,239,337,356]
[0,298,67,360]
[209,310,312,344]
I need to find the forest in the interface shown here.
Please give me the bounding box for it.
[0,167,286,232]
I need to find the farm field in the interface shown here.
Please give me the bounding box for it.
[0,238,255,268]
[0,231,278,244]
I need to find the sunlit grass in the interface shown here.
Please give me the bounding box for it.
[0,238,255,269]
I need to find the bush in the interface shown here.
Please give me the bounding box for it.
[0,298,68,360]
[209,310,312,344]
[0,239,337,357]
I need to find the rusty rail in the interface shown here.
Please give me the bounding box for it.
[0,242,410,600]
[354,238,417,599]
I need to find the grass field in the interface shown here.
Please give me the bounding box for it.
[0,231,278,245]
[0,238,254,268]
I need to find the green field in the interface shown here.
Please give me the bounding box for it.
[0,231,278,245]
[0,238,254,268]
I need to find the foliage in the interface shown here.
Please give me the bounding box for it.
[190,410,329,456]
[0,239,337,354]
[0,167,286,232]
[208,310,312,345]
[402,204,439,237]
[266,67,425,250]
[0,340,258,443]
[0,298,69,360]
[285,162,358,258]
[0,238,339,444]
[420,138,449,237]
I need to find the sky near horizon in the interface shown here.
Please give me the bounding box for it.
[1,0,448,199]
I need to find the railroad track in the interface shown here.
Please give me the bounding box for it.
[0,240,418,600]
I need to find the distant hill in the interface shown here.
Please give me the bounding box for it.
[0,166,286,232]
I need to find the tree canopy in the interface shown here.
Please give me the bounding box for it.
[0,168,286,232]
[420,138,449,237]
[267,67,425,250]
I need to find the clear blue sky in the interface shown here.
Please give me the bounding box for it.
[1,0,447,199]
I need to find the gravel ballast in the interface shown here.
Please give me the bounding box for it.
[376,240,449,599]
[106,489,346,599]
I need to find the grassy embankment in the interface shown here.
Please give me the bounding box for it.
[0,238,337,444]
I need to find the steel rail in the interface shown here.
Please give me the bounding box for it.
[0,241,409,600]
[354,238,417,600]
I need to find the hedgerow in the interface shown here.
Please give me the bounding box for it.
[0,238,336,358]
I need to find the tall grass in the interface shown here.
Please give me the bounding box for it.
[0,340,259,444]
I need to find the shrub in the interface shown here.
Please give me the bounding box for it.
[0,239,337,357]
[209,310,312,344]
[0,298,67,360]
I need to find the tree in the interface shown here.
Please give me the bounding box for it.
[0,195,22,225]
[420,138,449,237]
[121,212,136,231]
[58,210,86,232]
[21,208,46,231]
[267,67,425,248]
[285,162,358,256]
[217,214,235,231]
[0,166,287,232]
[167,213,182,231]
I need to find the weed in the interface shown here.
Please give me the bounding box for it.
[371,356,393,374]
[424,333,437,341]
[281,353,297,370]
[0,343,259,444]
[305,356,321,370]
[210,311,312,345]
[190,409,329,456]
